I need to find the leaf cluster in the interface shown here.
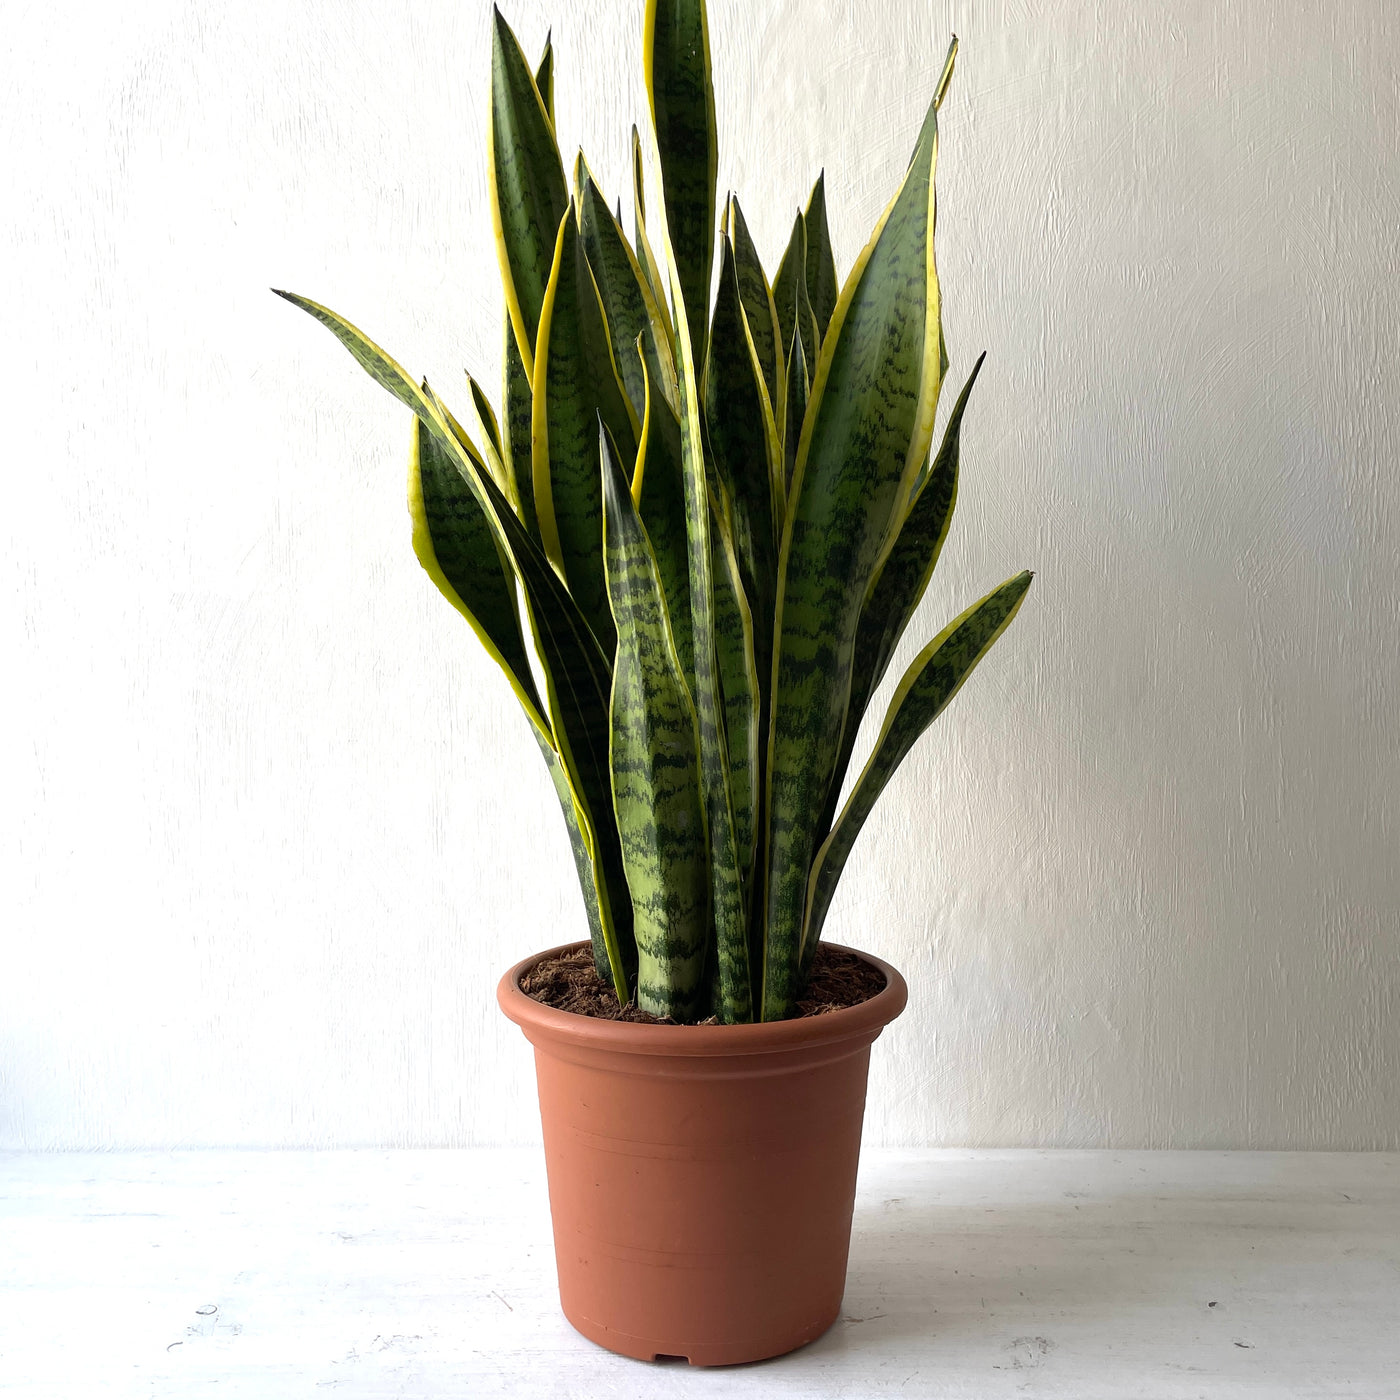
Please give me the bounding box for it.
[276,3,1031,1022]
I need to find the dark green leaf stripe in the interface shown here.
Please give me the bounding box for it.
[761,88,946,1019]
[602,423,709,1020]
[728,194,782,411]
[502,321,539,537]
[644,0,717,368]
[490,5,568,378]
[533,206,638,659]
[821,353,985,838]
[634,352,694,682]
[273,289,635,1000]
[803,172,839,342]
[644,182,753,1021]
[802,570,1032,958]
[578,176,677,426]
[711,496,759,883]
[410,411,546,737]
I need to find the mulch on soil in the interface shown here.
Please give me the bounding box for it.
[520,943,886,1024]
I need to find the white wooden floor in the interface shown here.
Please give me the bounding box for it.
[2,1148,1396,1398]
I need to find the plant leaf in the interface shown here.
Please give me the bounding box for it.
[710,495,759,883]
[802,570,1032,956]
[705,237,781,639]
[644,0,717,368]
[761,80,950,1019]
[821,352,985,836]
[533,205,639,658]
[772,209,804,365]
[273,288,635,998]
[803,171,839,341]
[578,175,678,424]
[781,308,810,497]
[728,194,782,411]
[602,422,709,1020]
[639,143,753,1021]
[490,5,568,380]
[501,321,539,536]
[410,410,546,737]
[534,728,614,975]
[465,372,519,508]
[633,349,694,681]
[534,32,555,123]
[631,124,675,343]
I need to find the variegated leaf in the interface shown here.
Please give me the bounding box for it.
[710,493,759,883]
[803,570,1032,957]
[822,352,985,837]
[633,350,694,681]
[705,235,781,657]
[644,0,717,367]
[490,6,568,379]
[273,289,636,998]
[533,206,638,658]
[803,171,839,341]
[577,175,678,424]
[762,76,950,1019]
[602,422,709,1020]
[728,194,782,410]
[640,143,753,1021]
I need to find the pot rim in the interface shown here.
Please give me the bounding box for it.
[497,940,908,1058]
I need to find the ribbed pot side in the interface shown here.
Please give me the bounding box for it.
[497,941,908,1367]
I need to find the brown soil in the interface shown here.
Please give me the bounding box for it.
[520,944,886,1024]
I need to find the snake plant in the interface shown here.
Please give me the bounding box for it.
[276,1,1032,1023]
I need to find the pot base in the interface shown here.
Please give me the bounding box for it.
[563,1300,842,1367]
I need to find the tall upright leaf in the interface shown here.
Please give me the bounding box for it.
[631,124,675,342]
[640,138,753,1021]
[633,353,694,681]
[490,6,568,379]
[772,209,805,364]
[782,310,810,494]
[803,171,839,341]
[762,79,950,1019]
[602,424,709,1020]
[710,497,759,882]
[728,194,782,410]
[578,175,678,424]
[705,236,780,652]
[644,0,717,367]
[802,571,1032,957]
[533,206,638,657]
[534,32,555,122]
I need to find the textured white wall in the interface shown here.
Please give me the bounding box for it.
[2,0,1396,1150]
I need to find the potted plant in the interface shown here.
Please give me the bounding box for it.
[277,0,1031,1367]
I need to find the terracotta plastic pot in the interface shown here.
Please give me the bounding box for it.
[497,940,908,1366]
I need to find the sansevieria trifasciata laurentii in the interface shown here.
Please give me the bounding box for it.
[276,2,1032,1023]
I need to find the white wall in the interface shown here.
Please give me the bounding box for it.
[2,0,1396,1150]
